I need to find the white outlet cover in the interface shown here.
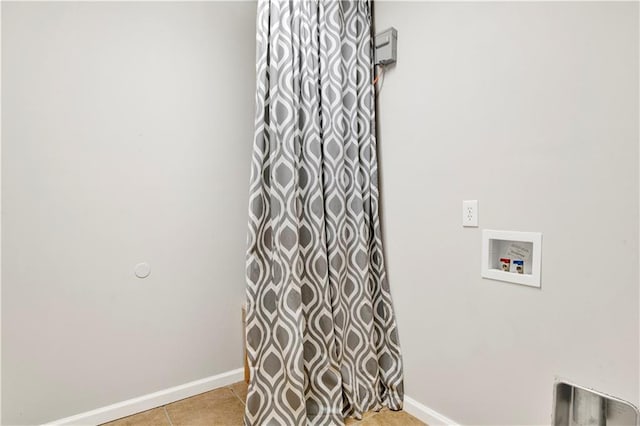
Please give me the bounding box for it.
[134,262,151,278]
[462,200,478,227]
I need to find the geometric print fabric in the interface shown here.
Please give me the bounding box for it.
[245,1,404,424]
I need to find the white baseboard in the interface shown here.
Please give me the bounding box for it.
[404,395,460,426]
[43,368,244,426]
[42,371,455,426]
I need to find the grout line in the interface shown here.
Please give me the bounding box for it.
[163,406,174,426]
[227,385,247,407]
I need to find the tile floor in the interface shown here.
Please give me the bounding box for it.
[102,381,425,426]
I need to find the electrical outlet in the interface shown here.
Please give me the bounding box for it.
[462,200,478,227]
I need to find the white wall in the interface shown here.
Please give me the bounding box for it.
[375,2,639,425]
[1,2,256,424]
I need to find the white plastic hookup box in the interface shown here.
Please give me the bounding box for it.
[481,229,542,288]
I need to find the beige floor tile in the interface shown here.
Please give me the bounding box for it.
[228,381,248,404]
[361,409,426,426]
[344,408,380,425]
[165,387,244,426]
[100,407,170,426]
[100,387,422,426]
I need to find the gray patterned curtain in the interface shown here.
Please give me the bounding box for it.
[244,1,403,425]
